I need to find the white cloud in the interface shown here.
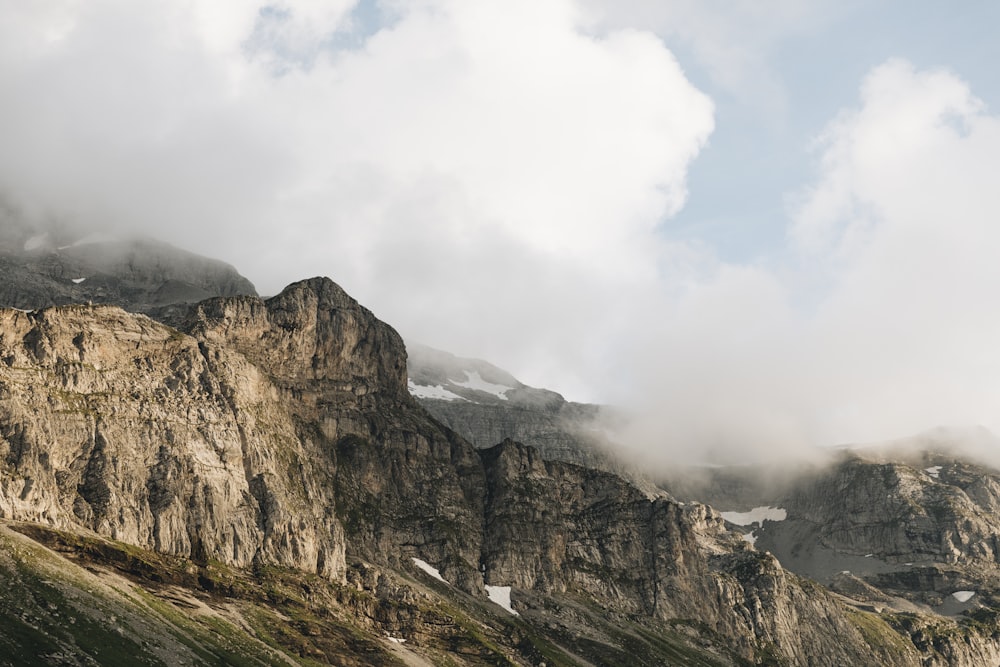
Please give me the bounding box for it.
[579,0,846,116]
[0,0,713,398]
[616,59,1000,466]
[6,3,995,468]
[793,59,1000,442]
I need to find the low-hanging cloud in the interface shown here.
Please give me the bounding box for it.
[614,59,1000,466]
[0,0,712,396]
[2,4,999,469]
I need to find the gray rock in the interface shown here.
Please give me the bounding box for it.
[0,230,257,316]
[407,343,650,489]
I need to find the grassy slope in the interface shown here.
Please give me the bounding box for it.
[0,521,745,667]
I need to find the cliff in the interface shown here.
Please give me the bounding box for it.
[1,278,999,664]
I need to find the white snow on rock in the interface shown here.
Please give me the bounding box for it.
[71,277,86,284]
[925,466,942,479]
[453,371,511,400]
[741,531,757,546]
[412,558,447,583]
[407,380,466,401]
[953,591,976,603]
[485,585,518,615]
[24,233,48,251]
[720,506,787,526]
[385,635,406,644]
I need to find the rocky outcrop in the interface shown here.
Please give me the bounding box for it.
[0,301,344,577]
[186,278,408,404]
[184,279,488,591]
[746,452,1000,608]
[782,456,1000,567]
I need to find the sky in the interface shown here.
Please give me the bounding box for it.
[2,0,1000,463]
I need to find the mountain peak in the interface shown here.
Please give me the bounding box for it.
[186,277,409,401]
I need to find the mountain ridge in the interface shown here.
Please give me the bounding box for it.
[0,275,947,665]
[0,229,257,317]
[2,229,1000,663]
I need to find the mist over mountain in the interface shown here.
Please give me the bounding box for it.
[0,219,256,318]
[1,236,1000,664]
[406,343,643,481]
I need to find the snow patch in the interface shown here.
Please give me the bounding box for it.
[71,277,86,284]
[408,380,466,401]
[453,371,511,400]
[952,590,976,603]
[925,466,942,479]
[411,558,447,583]
[485,585,518,615]
[720,506,787,526]
[24,233,48,251]
[385,635,406,644]
[741,531,757,546]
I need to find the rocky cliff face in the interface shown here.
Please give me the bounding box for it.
[3,278,1000,665]
[752,452,1000,608]
[478,439,906,666]
[185,279,489,591]
[0,299,345,577]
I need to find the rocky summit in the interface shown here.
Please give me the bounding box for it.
[2,277,1000,664]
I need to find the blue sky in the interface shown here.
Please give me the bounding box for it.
[665,1,1000,264]
[2,1,1000,462]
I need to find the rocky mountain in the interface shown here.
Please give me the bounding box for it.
[0,225,257,316]
[663,439,1000,666]
[4,276,1000,664]
[406,343,640,483]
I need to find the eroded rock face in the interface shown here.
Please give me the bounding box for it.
[187,278,407,398]
[478,439,894,665]
[0,303,343,576]
[184,279,487,590]
[0,278,488,586]
[786,457,1000,565]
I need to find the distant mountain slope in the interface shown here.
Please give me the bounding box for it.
[665,434,1000,645]
[753,447,1000,613]
[0,226,256,316]
[406,343,638,479]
